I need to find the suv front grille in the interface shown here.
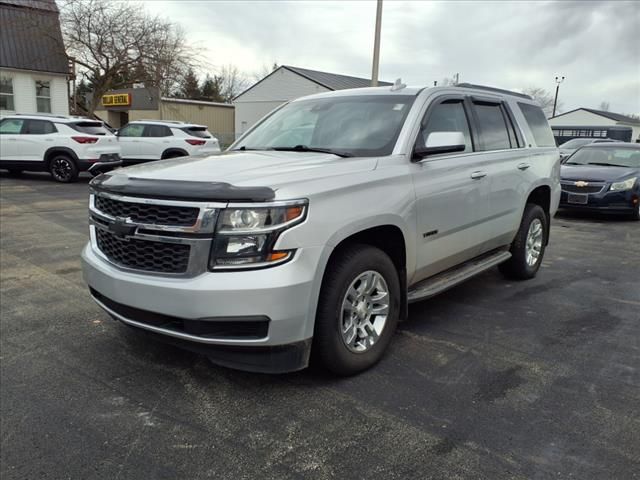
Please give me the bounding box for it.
[96,228,190,273]
[95,195,199,226]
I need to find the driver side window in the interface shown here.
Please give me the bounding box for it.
[419,100,473,153]
[118,124,145,137]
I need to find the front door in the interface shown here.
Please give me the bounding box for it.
[410,96,490,282]
[117,123,145,161]
[0,118,24,160]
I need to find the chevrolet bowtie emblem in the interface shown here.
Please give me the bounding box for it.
[575,181,589,187]
[108,217,136,238]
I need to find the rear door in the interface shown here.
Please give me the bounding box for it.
[18,119,57,161]
[0,118,24,160]
[467,97,530,253]
[410,95,491,281]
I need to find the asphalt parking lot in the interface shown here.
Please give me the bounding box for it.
[1,171,639,480]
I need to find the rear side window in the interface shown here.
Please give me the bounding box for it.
[24,119,56,134]
[518,103,556,147]
[473,103,511,151]
[144,125,172,137]
[0,118,23,134]
[70,121,109,135]
[183,127,211,138]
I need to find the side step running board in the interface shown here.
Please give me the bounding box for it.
[407,250,511,303]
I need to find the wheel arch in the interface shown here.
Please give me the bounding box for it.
[161,148,189,159]
[313,221,411,324]
[44,147,79,169]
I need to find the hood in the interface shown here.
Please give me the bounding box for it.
[92,151,379,200]
[560,164,638,183]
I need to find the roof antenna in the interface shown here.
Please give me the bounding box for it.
[390,78,406,91]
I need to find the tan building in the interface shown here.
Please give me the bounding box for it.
[94,87,235,145]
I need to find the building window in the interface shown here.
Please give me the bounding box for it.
[35,80,51,113]
[0,76,14,111]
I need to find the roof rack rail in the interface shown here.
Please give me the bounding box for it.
[455,83,532,100]
[136,119,185,124]
[14,113,69,119]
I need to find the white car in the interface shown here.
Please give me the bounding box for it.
[0,114,121,182]
[116,120,220,165]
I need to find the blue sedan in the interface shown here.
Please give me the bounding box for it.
[560,143,640,220]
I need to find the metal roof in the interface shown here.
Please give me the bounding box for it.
[283,65,393,90]
[0,0,68,74]
[550,108,640,125]
[234,65,392,100]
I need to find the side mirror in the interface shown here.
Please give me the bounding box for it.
[413,131,466,160]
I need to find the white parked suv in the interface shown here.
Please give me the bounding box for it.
[116,120,221,165]
[0,114,121,182]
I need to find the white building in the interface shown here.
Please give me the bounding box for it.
[548,108,640,144]
[233,65,391,136]
[0,0,69,116]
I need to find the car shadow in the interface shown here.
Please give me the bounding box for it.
[555,209,636,223]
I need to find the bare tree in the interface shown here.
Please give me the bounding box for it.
[60,0,198,112]
[251,63,279,83]
[216,65,249,103]
[523,87,561,117]
[599,101,610,112]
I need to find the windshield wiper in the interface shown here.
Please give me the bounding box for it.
[587,162,625,167]
[271,145,353,158]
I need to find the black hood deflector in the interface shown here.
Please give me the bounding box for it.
[90,174,276,203]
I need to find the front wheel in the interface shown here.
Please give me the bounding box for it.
[313,244,400,376]
[49,155,79,183]
[499,204,548,280]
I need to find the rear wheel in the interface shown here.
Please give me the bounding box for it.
[499,204,548,280]
[313,244,400,376]
[49,155,79,183]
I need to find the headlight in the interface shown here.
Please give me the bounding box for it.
[609,177,637,192]
[209,201,307,269]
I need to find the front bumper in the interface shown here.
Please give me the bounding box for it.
[81,243,325,372]
[559,188,639,214]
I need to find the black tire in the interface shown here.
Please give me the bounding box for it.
[313,244,400,376]
[161,150,187,160]
[631,204,640,221]
[7,169,23,176]
[499,204,548,280]
[49,154,79,183]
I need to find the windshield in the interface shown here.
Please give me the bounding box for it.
[234,94,416,157]
[559,138,592,149]
[565,147,640,168]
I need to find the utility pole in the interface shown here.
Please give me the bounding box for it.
[552,76,565,118]
[371,0,383,87]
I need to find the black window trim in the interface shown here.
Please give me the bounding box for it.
[412,94,477,161]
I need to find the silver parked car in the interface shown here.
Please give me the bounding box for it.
[81,83,560,375]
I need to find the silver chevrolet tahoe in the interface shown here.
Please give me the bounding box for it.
[81,83,561,375]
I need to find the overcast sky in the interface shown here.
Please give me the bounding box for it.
[140,0,640,115]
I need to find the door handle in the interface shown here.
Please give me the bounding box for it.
[517,163,531,170]
[470,171,487,180]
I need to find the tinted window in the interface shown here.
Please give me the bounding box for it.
[118,124,145,137]
[419,100,473,153]
[518,102,556,147]
[24,119,56,134]
[70,121,109,135]
[144,125,172,137]
[0,118,23,134]
[474,103,511,151]
[184,127,211,138]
